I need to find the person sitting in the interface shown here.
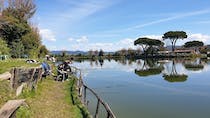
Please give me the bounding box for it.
[41,61,51,77]
[56,61,72,81]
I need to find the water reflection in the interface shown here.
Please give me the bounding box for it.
[135,59,164,77]
[72,58,208,83]
[98,59,104,67]
[71,58,210,118]
[162,59,188,82]
[183,58,204,71]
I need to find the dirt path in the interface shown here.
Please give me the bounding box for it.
[26,79,82,118]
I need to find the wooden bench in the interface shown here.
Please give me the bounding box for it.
[0,72,11,81]
[0,99,27,118]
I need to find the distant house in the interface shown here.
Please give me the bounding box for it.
[158,49,195,56]
[174,49,195,54]
[207,51,210,57]
[206,45,210,50]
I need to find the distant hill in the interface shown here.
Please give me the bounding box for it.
[50,51,114,55]
[165,45,183,51]
[50,51,87,55]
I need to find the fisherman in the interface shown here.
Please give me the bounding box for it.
[41,61,51,77]
[56,61,72,81]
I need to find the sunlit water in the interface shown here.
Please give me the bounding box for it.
[71,59,210,118]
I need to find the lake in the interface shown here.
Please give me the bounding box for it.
[71,58,210,118]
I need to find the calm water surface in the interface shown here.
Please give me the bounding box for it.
[71,59,210,118]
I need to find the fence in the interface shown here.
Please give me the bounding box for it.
[70,66,116,118]
[10,67,43,95]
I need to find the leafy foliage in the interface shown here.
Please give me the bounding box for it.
[22,27,41,58]
[4,0,36,21]
[0,38,10,55]
[163,31,187,51]
[163,74,188,82]
[0,0,48,58]
[0,15,30,45]
[10,41,25,58]
[38,45,49,58]
[98,49,104,57]
[184,41,204,48]
[135,67,164,77]
[134,37,164,55]
[184,64,204,71]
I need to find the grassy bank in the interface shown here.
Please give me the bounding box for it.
[17,77,89,118]
[0,59,40,106]
[0,80,15,106]
[0,59,40,74]
[0,59,88,118]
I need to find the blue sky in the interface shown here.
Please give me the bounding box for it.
[34,0,210,51]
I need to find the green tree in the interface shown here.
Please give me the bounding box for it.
[88,50,94,57]
[98,49,104,57]
[184,41,204,53]
[22,27,41,58]
[0,0,36,43]
[5,0,36,21]
[0,38,10,55]
[38,45,48,58]
[134,37,164,56]
[94,50,98,56]
[127,48,135,57]
[0,15,30,46]
[10,41,24,58]
[118,48,127,56]
[0,0,46,58]
[162,31,187,52]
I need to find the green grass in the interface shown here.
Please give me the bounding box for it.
[0,80,15,106]
[68,77,91,118]
[0,59,40,106]
[16,106,31,118]
[16,76,89,118]
[0,59,88,118]
[0,59,40,74]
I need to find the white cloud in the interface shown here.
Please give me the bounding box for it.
[68,38,74,42]
[76,36,89,43]
[51,33,210,51]
[141,35,162,40]
[68,36,89,43]
[40,29,56,41]
[69,38,135,51]
[140,34,210,46]
[177,33,210,45]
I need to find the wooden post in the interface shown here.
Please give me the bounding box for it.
[79,86,83,97]
[10,68,18,89]
[84,86,87,105]
[29,68,36,90]
[107,112,110,118]
[94,99,100,118]
[37,68,43,81]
